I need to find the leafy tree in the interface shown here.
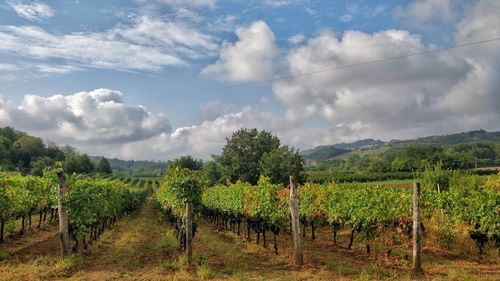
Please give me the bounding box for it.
[214,128,280,185]
[30,156,56,176]
[96,157,112,174]
[260,146,305,185]
[367,158,390,173]
[171,155,203,171]
[201,161,222,186]
[64,154,94,174]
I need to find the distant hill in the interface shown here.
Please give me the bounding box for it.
[334,138,385,150]
[301,146,350,162]
[302,129,500,162]
[388,129,500,147]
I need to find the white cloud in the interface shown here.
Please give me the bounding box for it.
[395,0,464,26]
[7,0,54,21]
[0,63,20,71]
[208,15,238,33]
[199,100,237,121]
[0,89,171,145]
[120,105,297,160]
[272,19,500,139]
[264,0,300,7]
[202,21,278,81]
[137,0,217,9]
[288,33,305,45]
[339,14,352,23]
[373,4,387,16]
[34,64,82,74]
[0,16,218,71]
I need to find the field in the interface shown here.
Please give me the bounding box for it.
[1,172,499,281]
[1,198,499,281]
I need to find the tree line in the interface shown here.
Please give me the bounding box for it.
[307,142,500,174]
[0,127,112,175]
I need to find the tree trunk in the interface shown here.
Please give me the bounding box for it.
[0,220,4,242]
[289,175,303,267]
[20,216,25,235]
[247,222,251,241]
[311,221,315,240]
[437,183,444,221]
[366,238,370,255]
[413,182,422,274]
[263,228,267,248]
[237,221,241,236]
[348,227,355,250]
[38,211,43,228]
[57,171,71,257]
[274,232,278,255]
[332,224,338,245]
[185,202,193,267]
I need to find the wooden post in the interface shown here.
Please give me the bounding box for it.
[185,202,193,266]
[437,183,444,221]
[57,171,71,257]
[413,182,422,274]
[289,175,303,267]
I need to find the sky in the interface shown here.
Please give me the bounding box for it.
[0,0,499,161]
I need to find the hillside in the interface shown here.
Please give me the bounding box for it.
[302,129,500,162]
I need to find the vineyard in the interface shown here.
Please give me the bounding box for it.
[0,167,498,280]
[157,169,499,257]
[0,170,150,251]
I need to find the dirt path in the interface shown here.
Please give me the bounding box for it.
[69,200,170,280]
[0,225,60,260]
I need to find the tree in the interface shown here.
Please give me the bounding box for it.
[64,154,94,174]
[96,157,112,174]
[260,146,305,186]
[201,161,222,186]
[214,129,280,185]
[171,155,203,171]
[30,156,55,176]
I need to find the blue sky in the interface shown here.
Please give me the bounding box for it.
[0,0,499,160]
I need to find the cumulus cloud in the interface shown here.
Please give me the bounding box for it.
[202,21,278,81]
[272,1,500,140]
[199,100,237,121]
[0,89,171,145]
[120,106,293,159]
[0,16,217,71]
[7,0,54,21]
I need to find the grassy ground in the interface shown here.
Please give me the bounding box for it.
[0,199,498,280]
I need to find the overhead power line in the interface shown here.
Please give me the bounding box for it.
[130,36,500,102]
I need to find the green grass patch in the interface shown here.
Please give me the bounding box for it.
[159,230,180,252]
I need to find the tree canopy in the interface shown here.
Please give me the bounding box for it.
[214,128,304,186]
[171,155,203,171]
[96,157,113,174]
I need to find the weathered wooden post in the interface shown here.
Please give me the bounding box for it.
[56,170,71,257]
[185,202,193,266]
[289,175,303,267]
[413,181,422,274]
